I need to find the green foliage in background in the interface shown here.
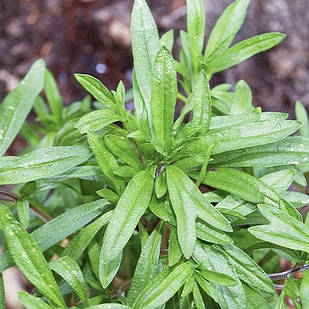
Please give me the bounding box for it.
[0,0,308,308]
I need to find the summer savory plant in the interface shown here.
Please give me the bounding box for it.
[0,0,308,308]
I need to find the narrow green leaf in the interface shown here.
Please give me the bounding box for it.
[61,211,113,261]
[127,224,162,305]
[184,120,300,156]
[45,69,63,123]
[0,199,109,273]
[201,168,265,204]
[0,274,4,309]
[181,274,195,297]
[74,74,114,106]
[207,33,286,74]
[17,199,30,228]
[160,29,174,52]
[0,146,91,185]
[193,282,206,309]
[218,244,274,293]
[88,241,100,279]
[75,110,123,134]
[205,0,250,60]
[295,101,309,138]
[155,171,167,199]
[133,262,194,309]
[198,268,238,287]
[87,131,124,193]
[209,107,261,130]
[301,269,309,308]
[231,80,252,114]
[191,70,211,134]
[166,165,197,258]
[186,0,205,72]
[196,220,233,245]
[131,0,160,108]
[99,252,122,289]
[193,242,246,309]
[249,205,309,253]
[0,206,65,307]
[50,256,89,306]
[151,47,177,152]
[211,136,309,167]
[195,274,218,303]
[132,71,151,141]
[105,134,141,168]
[18,291,52,309]
[100,169,154,262]
[168,227,183,267]
[0,59,45,156]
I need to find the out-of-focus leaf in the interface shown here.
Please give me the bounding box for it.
[0,59,45,156]
[160,29,174,52]
[300,269,309,308]
[0,146,91,185]
[0,206,65,307]
[295,101,309,137]
[18,292,52,309]
[45,69,63,123]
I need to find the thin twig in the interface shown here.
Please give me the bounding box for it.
[269,264,309,280]
[0,188,52,222]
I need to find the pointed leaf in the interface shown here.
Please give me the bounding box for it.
[151,47,177,152]
[100,169,154,262]
[133,262,194,309]
[207,33,286,75]
[75,110,123,134]
[0,59,45,156]
[230,80,252,114]
[249,205,309,252]
[191,70,211,134]
[127,224,162,305]
[0,146,91,185]
[18,292,52,309]
[0,206,65,307]
[205,0,250,60]
[131,0,160,108]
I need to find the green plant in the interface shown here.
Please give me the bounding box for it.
[0,0,308,308]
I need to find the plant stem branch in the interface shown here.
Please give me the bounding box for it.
[268,264,309,280]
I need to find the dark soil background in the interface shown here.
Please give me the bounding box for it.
[0,1,308,308]
[1,0,308,115]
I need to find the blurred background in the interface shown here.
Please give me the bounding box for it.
[0,0,308,307]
